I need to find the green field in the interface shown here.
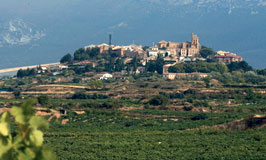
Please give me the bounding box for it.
[44,108,266,160]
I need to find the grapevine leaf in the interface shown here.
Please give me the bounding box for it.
[29,130,43,147]
[41,146,56,160]
[13,135,24,147]
[0,122,9,136]
[0,136,12,158]
[29,116,49,130]
[0,112,10,123]
[18,149,34,160]
[11,106,26,124]
[0,149,13,160]
[21,99,36,117]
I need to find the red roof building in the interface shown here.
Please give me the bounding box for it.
[214,52,243,64]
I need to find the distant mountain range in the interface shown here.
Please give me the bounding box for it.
[0,0,266,69]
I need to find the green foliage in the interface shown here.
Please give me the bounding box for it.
[203,76,211,88]
[169,62,228,74]
[72,78,81,83]
[227,61,253,72]
[0,99,56,160]
[256,69,266,76]
[146,55,165,74]
[13,89,21,99]
[73,48,87,61]
[142,46,149,51]
[37,95,50,106]
[88,80,104,90]
[200,46,217,58]
[17,68,36,78]
[60,53,73,64]
[84,63,94,72]
[73,47,100,61]
[72,91,109,100]
[210,71,266,85]
[159,92,184,99]
[191,113,208,120]
[149,95,169,106]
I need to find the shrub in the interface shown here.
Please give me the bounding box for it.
[191,113,208,121]
[38,95,50,106]
[184,106,193,111]
[149,95,169,106]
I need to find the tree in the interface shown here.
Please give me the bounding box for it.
[13,89,21,99]
[72,78,81,83]
[203,77,211,88]
[132,56,139,71]
[88,80,104,90]
[114,58,124,72]
[155,55,165,74]
[149,95,169,106]
[256,69,266,76]
[37,95,50,106]
[200,46,217,58]
[85,64,94,72]
[227,61,253,72]
[0,99,56,160]
[60,53,73,64]
[17,68,36,78]
[74,48,87,61]
[168,62,228,74]
[142,46,149,51]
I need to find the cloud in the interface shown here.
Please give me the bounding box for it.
[258,0,266,6]
[0,19,45,46]
[109,22,128,30]
[117,22,128,27]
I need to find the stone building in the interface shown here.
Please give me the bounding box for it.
[214,52,243,64]
[157,33,201,57]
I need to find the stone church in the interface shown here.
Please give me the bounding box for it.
[157,33,201,57]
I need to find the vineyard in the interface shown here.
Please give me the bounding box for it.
[1,77,266,159]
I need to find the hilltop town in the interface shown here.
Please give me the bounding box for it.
[0,34,266,160]
[9,33,245,82]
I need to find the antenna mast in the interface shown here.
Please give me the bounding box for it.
[109,34,112,55]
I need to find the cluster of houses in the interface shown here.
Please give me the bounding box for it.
[214,51,243,64]
[33,33,243,81]
[85,43,146,59]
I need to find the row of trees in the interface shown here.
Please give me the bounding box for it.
[17,68,36,78]
[73,48,100,61]
[146,55,165,74]
[227,61,253,72]
[200,46,217,58]
[168,62,228,74]
[210,71,266,84]
[60,47,101,64]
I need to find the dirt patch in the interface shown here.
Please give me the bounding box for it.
[72,110,86,114]
[0,108,11,114]
[62,119,69,125]
[119,107,144,111]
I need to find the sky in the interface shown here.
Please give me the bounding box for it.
[0,0,266,69]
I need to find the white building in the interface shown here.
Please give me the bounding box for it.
[100,73,113,80]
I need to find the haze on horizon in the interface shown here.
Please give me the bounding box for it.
[0,0,266,69]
